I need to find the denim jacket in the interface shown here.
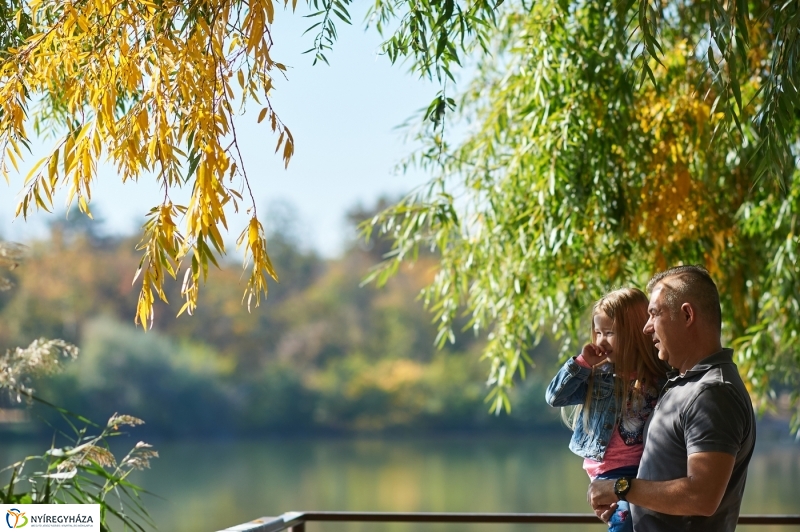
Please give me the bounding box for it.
[545,357,617,462]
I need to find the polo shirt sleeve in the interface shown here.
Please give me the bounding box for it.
[684,384,748,457]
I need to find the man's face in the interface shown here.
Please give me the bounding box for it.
[643,285,682,367]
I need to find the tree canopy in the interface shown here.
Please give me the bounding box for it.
[368,0,800,428]
[2,0,800,428]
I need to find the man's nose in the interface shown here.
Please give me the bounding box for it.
[643,318,653,334]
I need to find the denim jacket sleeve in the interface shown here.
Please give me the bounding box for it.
[545,357,593,407]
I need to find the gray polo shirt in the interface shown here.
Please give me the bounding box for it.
[632,348,756,531]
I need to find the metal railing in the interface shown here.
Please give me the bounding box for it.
[218,511,800,531]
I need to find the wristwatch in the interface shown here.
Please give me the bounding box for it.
[613,477,633,501]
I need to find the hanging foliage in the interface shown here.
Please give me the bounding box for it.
[366,0,800,430]
[0,0,295,325]
[3,0,800,430]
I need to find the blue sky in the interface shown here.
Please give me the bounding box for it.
[0,5,439,257]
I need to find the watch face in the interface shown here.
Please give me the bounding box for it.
[615,478,629,492]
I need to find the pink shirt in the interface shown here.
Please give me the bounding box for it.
[583,425,643,478]
[573,354,647,479]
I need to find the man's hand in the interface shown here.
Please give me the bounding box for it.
[587,479,617,510]
[580,343,607,366]
[593,503,617,524]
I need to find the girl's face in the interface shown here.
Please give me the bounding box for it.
[593,313,617,363]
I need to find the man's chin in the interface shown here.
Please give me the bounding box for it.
[657,349,669,362]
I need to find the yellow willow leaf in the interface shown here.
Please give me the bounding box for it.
[185,208,199,236]
[209,192,224,218]
[282,138,293,168]
[47,149,59,184]
[119,36,130,57]
[208,223,226,252]
[15,196,27,218]
[23,157,48,185]
[159,34,181,57]
[158,248,176,278]
[212,35,225,59]
[177,299,193,317]
[245,14,263,54]
[8,137,21,158]
[264,256,277,281]
[76,15,90,33]
[6,148,18,172]
[93,131,102,157]
[63,3,77,29]
[82,147,92,177]
[136,286,154,328]
[235,225,247,247]
[264,0,275,24]
[132,261,144,285]
[227,34,239,53]
[78,195,93,218]
[147,136,158,160]
[102,89,114,117]
[33,185,49,212]
[40,177,54,206]
[248,218,259,246]
[95,0,111,17]
[64,137,75,173]
[237,69,245,89]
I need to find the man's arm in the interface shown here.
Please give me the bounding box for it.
[588,451,735,516]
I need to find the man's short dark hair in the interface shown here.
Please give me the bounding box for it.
[646,265,722,331]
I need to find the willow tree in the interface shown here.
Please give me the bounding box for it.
[366,0,800,429]
[2,0,800,427]
[0,0,494,323]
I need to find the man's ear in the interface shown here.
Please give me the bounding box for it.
[680,302,696,327]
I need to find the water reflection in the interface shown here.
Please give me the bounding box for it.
[1,433,798,532]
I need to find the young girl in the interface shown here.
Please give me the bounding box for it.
[546,288,668,532]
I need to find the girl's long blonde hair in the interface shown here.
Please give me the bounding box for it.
[563,287,667,432]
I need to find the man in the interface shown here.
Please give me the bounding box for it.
[588,265,756,531]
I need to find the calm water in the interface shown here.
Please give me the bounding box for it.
[1,432,799,532]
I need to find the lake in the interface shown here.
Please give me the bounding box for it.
[1,430,799,532]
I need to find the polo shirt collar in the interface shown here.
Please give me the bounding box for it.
[666,348,734,381]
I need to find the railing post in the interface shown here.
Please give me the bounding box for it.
[288,524,305,532]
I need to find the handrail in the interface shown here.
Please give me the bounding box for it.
[217,511,800,531]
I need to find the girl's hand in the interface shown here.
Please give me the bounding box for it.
[580,343,607,367]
